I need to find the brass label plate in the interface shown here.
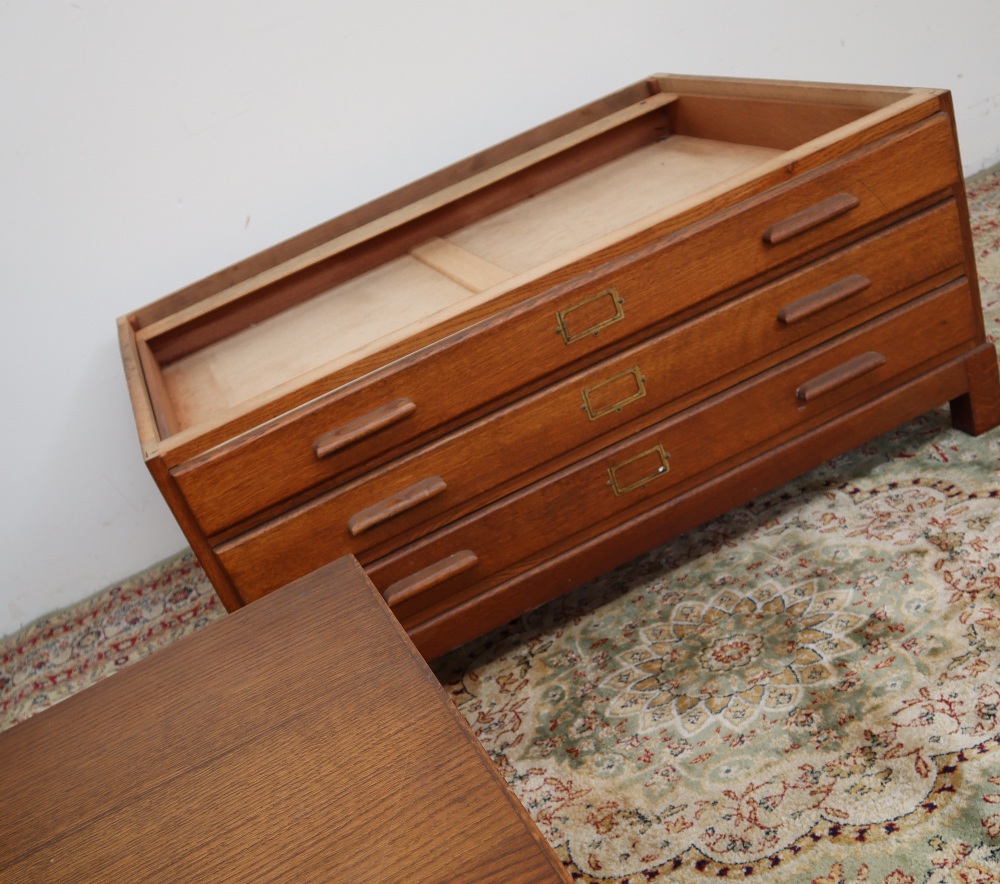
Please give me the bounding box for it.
[607,444,670,496]
[581,365,647,421]
[556,286,625,344]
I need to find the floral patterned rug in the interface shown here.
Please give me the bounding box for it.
[3,167,1000,883]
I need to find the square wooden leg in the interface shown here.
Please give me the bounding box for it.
[950,342,1000,435]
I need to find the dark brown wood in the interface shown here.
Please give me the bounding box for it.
[763,192,861,244]
[363,282,976,628]
[796,350,887,401]
[222,282,976,608]
[937,88,989,343]
[348,475,448,536]
[208,199,962,547]
[212,208,966,598]
[950,341,1000,435]
[147,455,245,612]
[778,273,872,324]
[124,86,948,470]
[314,397,417,458]
[0,556,569,883]
[383,550,479,608]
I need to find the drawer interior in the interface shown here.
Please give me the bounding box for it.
[159,135,782,431]
[126,78,932,441]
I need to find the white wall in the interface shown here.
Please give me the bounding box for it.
[2,0,999,637]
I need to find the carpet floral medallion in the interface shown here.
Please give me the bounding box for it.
[433,427,1000,881]
[3,169,1000,882]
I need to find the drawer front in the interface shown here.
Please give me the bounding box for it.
[215,200,964,579]
[222,280,977,607]
[178,114,961,538]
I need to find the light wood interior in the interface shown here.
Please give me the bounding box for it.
[148,82,912,435]
[446,135,779,273]
[161,133,782,430]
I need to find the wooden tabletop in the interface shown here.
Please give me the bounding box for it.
[0,556,569,882]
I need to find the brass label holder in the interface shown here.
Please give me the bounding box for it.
[556,286,625,344]
[607,444,670,496]
[580,365,647,420]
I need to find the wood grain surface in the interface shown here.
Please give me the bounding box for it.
[0,556,568,883]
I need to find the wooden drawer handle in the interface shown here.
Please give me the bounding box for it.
[347,476,447,537]
[764,193,861,245]
[796,351,887,402]
[314,398,416,459]
[778,274,872,325]
[382,550,479,608]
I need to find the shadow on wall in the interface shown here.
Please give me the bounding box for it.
[0,337,187,637]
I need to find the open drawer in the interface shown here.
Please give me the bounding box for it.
[120,75,955,470]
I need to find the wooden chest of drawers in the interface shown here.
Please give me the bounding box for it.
[119,74,1000,659]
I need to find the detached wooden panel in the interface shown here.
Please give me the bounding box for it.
[0,557,568,884]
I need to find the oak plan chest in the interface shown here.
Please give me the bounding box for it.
[120,74,1000,659]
